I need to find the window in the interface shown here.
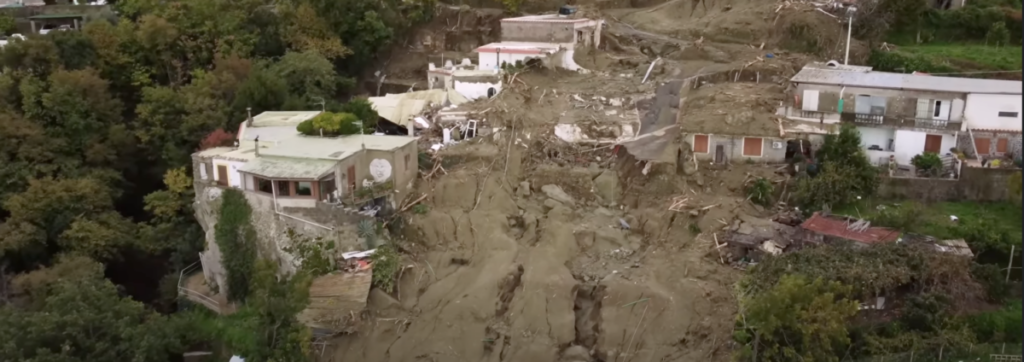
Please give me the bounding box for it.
[974,137,991,155]
[693,134,710,153]
[296,181,313,196]
[276,180,291,196]
[933,100,942,117]
[996,138,1008,153]
[199,163,208,180]
[998,111,1019,118]
[742,137,763,157]
[405,154,411,171]
[255,177,273,194]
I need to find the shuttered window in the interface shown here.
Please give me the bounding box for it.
[743,137,763,157]
[974,138,991,155]
[693,134,709,153]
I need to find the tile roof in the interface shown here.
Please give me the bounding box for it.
[800,212,900,245]
[790,64,1022,95]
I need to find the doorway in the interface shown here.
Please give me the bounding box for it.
[923,134,942,154]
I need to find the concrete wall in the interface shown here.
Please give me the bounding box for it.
[794,83,966,121]
[500,21,574,43]
[965,93,1022,131]
[686,133,786,163]
[453,79,501,100]
[876,166,1020,202]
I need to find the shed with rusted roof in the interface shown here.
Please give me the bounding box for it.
[799,212,901,246]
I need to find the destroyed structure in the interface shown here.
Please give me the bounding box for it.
[181,110,417,331]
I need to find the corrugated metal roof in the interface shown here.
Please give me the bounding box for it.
[800,212,900,244]
[369,90,448,124]
[237,157,337,180]
[790,66,1022,95]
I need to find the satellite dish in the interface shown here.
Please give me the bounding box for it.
[369,159,392,182]
[825,60,841,68]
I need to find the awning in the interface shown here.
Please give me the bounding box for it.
[237,157,336,180]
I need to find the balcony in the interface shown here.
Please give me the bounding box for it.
[839,113,961,132]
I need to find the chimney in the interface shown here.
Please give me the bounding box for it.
[254,135,259,157]
[246,107,254,127]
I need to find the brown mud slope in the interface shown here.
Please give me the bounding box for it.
[323,113,779,361]
[608,0,870,62]
[367,6,504,87]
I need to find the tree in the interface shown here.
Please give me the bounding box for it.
[986,21,1011,47]
[0,178,136,266]
[186,260,313,362]
[739,274,860,362]
[200,128,238,150]
[340,97,379,131]
[0,270,185,362]
[797,124,878,210]
[215,189,257,301]
[0,14,15,36]
[270,50,340,102]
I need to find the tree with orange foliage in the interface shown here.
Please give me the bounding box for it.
[199,128,236,150]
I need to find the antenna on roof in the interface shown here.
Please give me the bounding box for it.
[246,107,254,127]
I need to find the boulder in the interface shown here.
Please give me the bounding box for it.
[541,184,575,205]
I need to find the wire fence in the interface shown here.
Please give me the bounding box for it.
[852,343,1023,362]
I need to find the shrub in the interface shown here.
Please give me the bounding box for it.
[747,177,774,207]
[986,21,1012,46]
[299,112,361,136]
[214,189,257,301]
[371,243,401,293]
[911,152,943,176]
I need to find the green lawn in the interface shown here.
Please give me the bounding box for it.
[834,200,1023,242]
[897,44,1023,71]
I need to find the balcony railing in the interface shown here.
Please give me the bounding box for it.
[839,113,961,132]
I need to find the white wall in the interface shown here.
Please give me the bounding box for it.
[454,80,502,100]
[478,51,545,70]
[212,159,245,188]
[857,126,895,151]
[892,130,956,165]
[965,94,1022,131]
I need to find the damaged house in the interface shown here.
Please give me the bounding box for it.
[182,110,418,325]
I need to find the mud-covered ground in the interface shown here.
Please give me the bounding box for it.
[327,0,840,360]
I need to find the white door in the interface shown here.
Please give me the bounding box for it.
[802,90,819,111]
[916,99,930,119]
[932,100,950,120]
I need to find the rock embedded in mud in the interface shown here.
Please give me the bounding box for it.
[593,170,620,204]
[517,181,531,197]
[541,184,575,206]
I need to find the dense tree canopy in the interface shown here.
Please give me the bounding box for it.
[0,0,432,358]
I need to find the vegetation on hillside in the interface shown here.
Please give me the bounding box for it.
[0,0,432,359]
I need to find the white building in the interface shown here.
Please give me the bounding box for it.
[474,12,603,72]
[780,62,1022,167]
[961,93,1022,162]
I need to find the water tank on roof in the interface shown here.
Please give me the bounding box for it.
[559,5,577,16]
